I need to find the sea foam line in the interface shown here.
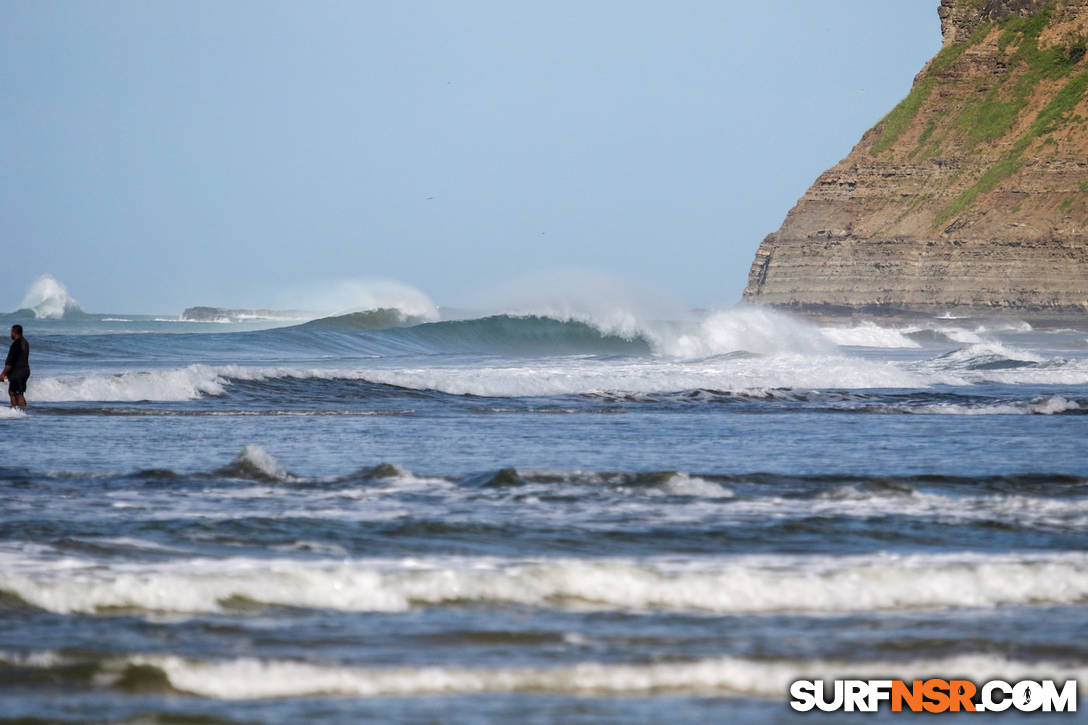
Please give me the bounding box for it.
[24,344,1088,402]
[2,552,1086,616]
[25,358,926,402]
[2,650,1085,700]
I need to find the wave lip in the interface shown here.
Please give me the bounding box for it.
[211,445,293,482]
[295,308,430,332]
[392,314,653,356]
[2,552,1086,617]
[292,305,839,359]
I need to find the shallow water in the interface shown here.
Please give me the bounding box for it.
[1,308,1086,723]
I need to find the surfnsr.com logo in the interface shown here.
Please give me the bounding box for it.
[789,679,1078,713]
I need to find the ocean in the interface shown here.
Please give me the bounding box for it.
[1,303,1086,723]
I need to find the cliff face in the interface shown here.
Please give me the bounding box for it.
[744,0,1088,314]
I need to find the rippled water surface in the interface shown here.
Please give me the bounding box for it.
[1,308,1086,723]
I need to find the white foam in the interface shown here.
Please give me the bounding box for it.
[339,356,924,397]
[0,407,27,419]
[25,356,1088,400]
[219,445,292,481]
[819,323,921,349]
[656,473,734,498]
[30,365,231,402]
[935,342,1045,367]
[2,551,1085,616]
[23,339,1088,403]
[911,395,1081,415]
[910,343,1088,385]
[661,307,834,358]
[12,652,1072,699]
[715,490,1088,531]
[24,355,930,401]
[18,274,83,319]
[979,320,1034,334]
[468,269,690,341]
[469,283,834,359]
[943,327,985,344]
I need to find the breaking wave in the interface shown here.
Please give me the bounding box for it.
[280,305,834,359]
[2,551,1085,616]
[2,650,1084,700]
[933,343,1045,370]
[24,364,1088,403]
[819,322,921,349]
[16,274,84,319]
[211,445,295,482]
[30,365,234,401]
[24,358,924,401]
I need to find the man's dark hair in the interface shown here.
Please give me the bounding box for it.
[11,325,22,336]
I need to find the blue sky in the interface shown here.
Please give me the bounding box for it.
[2,1,940,314]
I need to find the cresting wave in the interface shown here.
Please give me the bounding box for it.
[282,304,1058,358]
[2,551,1085,616]
[2,650,1085,700]
[212,444,294,482]
[281,306,887,356]
[282,306,831,357]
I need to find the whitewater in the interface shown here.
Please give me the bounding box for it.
[1,290,1086,723]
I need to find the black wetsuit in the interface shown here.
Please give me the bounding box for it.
[5,338,29,395]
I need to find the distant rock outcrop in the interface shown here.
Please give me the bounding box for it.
[180,307,311,323]
[744,0,1088,315]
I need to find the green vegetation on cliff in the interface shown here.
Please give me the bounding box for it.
[938,68,1088,225]
[744,0,1088,314]
[866,1,1088,227]
[870,26,988,154]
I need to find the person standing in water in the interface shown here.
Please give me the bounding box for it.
[1,325,30,407]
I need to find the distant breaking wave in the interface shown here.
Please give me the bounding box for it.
[14,274,85,319]
[283,305,831,358]
[375,314,654,355]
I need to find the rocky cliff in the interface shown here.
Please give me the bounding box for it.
[743,0,1088,315]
